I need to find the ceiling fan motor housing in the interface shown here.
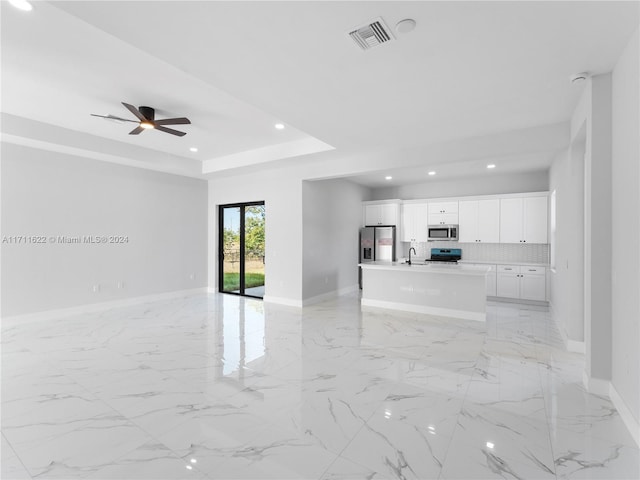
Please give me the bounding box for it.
[138,106,155,121]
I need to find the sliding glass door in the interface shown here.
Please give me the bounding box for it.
[219,202,265,298]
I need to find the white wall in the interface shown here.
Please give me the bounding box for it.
[585,73,614,383]
[208,169,303,306]
[1,143,208,317]
[611,26,639,427]
[371,170,549,201]
[550,26,639,443]
[302,179,369,301]
[548,132,585,347]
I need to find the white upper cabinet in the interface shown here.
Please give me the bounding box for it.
[427,201,458,225]
[401,203,429,242]
[499,195,548,243]
[458,199,499,243]
[364,203,399,226]
[522,196,549,244]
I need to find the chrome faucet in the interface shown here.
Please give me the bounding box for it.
[408,247,417,265]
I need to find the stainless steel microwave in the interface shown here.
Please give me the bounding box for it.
[428,225,458,241]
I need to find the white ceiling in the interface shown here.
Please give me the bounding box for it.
[1,1,638,185]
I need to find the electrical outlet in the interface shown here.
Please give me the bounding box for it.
[117,281,124,289]
[92,284,100,293]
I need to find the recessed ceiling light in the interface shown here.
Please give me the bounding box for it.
[395,19,416,34]
[8,0,33,11]
[570,72,589,84]
[486,442,495,449]
[428,171,436,176]
[385,176,393,181]
[274,123,285,130]
[189,147,198,152]
[487,164,496,169]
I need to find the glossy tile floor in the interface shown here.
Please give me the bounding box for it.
[2,293,638,479]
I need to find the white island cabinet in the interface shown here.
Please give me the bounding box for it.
[359,262,490,321]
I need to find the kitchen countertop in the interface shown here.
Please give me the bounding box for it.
[359,261,490,276]
[457,260,550,267]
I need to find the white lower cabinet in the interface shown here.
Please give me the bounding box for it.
[520,269,546,301]
[496,265,546,301]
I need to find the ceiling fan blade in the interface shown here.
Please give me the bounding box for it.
[154,117,191,126]
[129,125,145,135]
[122,102,147,122]
[155,125,186,137]
[90,113,138,123]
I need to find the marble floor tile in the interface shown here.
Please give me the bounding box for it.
[2,293,638,479]
[340,417,446,479]
[1,433,33,480]
[11,417,154,478]
[320,455,394,480]
[447,402,556,474]
[551,428,640,479]
[85,441,209,480]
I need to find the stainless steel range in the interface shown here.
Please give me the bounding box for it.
[424,248,462,264]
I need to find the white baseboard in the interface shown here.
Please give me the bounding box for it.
[262,295,303,308]
[1,288,208,325]
[583,372,640,447]
[264,284,360,308]
[549,302,585,353]
[490,296,549,307]
[567,339,586,354]
[582,370,610,396]
[609,383,640,447]
[302,284,359,306]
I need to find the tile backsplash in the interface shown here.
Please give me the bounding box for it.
[401,241,550,264]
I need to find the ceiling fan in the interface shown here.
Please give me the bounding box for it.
[91,102,191,137]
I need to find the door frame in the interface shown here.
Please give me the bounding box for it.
[218,201,265,298]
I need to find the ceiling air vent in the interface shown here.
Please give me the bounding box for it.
[349,17,395,51]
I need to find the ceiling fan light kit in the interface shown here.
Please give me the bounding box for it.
[91,102,191,137]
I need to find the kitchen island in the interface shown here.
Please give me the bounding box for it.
[359,261,490,321]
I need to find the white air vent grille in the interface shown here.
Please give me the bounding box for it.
[349,17,394,51]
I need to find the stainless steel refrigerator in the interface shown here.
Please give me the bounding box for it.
[359,226,396,288]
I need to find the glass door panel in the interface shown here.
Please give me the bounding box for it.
[243,205,265,297]
[219,202,265,298]
[221,206,241,293]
